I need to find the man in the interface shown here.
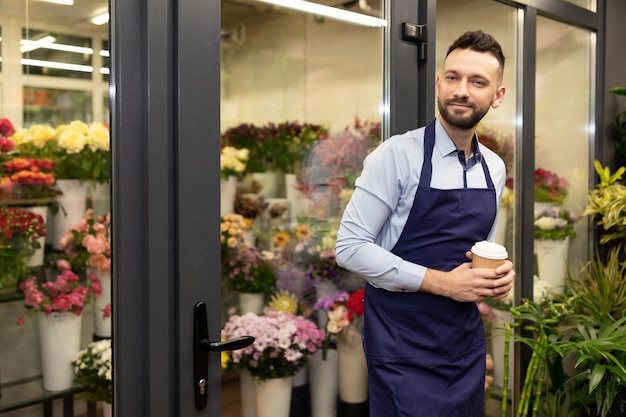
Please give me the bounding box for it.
[335,30,515,416]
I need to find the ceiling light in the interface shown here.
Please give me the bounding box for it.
[20,36,56,53]
[257,0,386,27]
[41,0,74,5]
[91,13,110,26]
[21,58,93,72]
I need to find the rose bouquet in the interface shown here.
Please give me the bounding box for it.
[0,117,16,172]
[57,209,111,274]
[17,270,98,321]
[535,168,569,204]
[0,207,46,289]
[2,157,59,200]
[534,206,580,240]
[221,308,326,380]
[223,245,276,295]
[9,120,110,182]
[72,339,112,403]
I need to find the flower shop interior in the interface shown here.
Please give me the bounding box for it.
[1,0,626,417]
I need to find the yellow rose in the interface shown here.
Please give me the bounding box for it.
[28,125,57,148]
[86,123,110,151]
[58,130,87,154]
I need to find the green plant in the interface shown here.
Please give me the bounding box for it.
[503,249,626,417]
[584,161,626,245]
[610,87,626,167]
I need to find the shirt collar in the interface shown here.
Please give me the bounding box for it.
[434,117,482,162]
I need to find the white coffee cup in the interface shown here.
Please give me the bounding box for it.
[471,241,508,269]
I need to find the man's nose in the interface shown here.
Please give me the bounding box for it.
[454,79,470,97]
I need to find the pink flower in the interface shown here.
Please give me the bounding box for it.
[103,303,112,319]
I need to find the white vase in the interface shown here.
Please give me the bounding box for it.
[252,172,283,198]
[309,349,338,417]
[535,237,570,295]
[239,370,257,417]
[238,292,264,315]
[88,181,110,217]
[23,206,48,267]
[284,173,308,221]
[102,402,112,417]
[491,308,514,392]
[93,271,112,338]
[337,327,367,404]
[38,311,83,391]
[49,179,90,249]
[255,376,293,417]
[221,176,237,216]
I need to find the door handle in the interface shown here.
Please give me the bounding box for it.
[193,301,255,410]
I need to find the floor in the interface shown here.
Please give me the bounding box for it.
[222,373,243,417]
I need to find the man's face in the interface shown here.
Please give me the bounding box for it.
[436,48,505,130]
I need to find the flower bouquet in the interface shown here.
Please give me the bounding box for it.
[0,117,16,168]
[292,220,346,287]
[535,168,569,204]
[18,270,97,319]
[314,289,365,358]
[9,120,110,182]
[223,245,276,295]
[221,308,326,380]
[72,339,112,403]
[57,209,111,274]
[0,207,47,289]
[534,206,579,240]
[2,157,59,200]
[221,213,250,252]
[221,146,249,179]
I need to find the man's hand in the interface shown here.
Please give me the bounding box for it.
[420,251,515,303]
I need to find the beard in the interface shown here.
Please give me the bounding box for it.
[437,97,491,130]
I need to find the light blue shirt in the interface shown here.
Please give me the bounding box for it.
[335,118,507,292]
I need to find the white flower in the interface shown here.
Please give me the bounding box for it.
[535,216,556,230]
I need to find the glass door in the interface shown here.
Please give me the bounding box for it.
[218,1,386,415]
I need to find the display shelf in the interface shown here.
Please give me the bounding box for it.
[0,377,97,416]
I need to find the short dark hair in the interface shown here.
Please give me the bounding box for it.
[446,30,505,73]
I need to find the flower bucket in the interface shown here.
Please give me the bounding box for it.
[535,237,569,295]
[255,376,293,417]
[337,327,367,404]
[238,292,264,315]
[309,349,338,417]
[221,176,237,216]
[88,181,110,218]
[252,171,283,198]
[38,311,83,391]
[93,271,112,338]
[239,370,257,417]
[23,206,48,268]
[49,179,90,249]
[285,173,308,221]
[102,402,112,417]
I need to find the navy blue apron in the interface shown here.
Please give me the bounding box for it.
[363,120,497,417]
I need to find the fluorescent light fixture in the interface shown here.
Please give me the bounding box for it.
[20,39,93,55]
[91,13,110,25]
[257,0,386,27]
[100,50,110,58]
[21,58,93,73]
[20,36,56,53]
[42,0,74,5]
[100,67,110,75]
